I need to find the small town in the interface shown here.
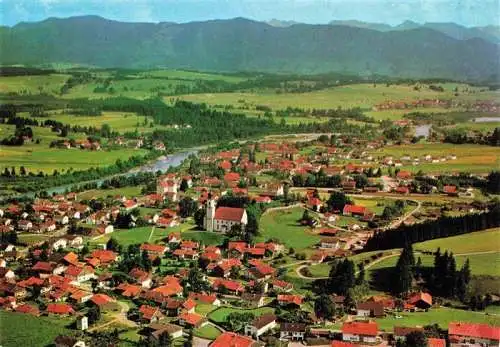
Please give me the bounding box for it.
[0,132,499,347]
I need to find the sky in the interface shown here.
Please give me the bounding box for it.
[0,0,498,27]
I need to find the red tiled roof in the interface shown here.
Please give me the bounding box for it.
[91,294,113,306]
[117,283,141,297]
[428,338,446,347]
[91,250,117,263]
[183,298,197,310]
[139,304,162,321]
[332,341,358,347]
[343,205,366,215]
[278,294,303,306]
[449,322,500,341]
[63,252,79,266]
[408,292,432,306]
[180,240,199,249]
[47,303,74,315]
[189,292,218,304]
[179,311,205,326]
[342,321,378,336]
[15,304,40,316]
[32,261,53,272]
[224,172,241,182]
[211,332,255,347]
[228,241,247,252]
[214,207,245,222]
[443,185,457,193]
[140,243,168,254]
[213,278,244,292]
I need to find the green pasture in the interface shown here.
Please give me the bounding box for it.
[0,311,73,347]
[0,74,70,95]
[258,207,320,250]
[208,307,275,324]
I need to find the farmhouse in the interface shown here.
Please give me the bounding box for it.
[342,321,379,344]
[245,313,277,338]
[280,323,307,341]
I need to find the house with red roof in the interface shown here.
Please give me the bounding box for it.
[211,258,242,278]
[212,278,244,295]
[277,294,303,307]
[271,279,293,293]
[449,322,500,347]
[228,241,248,258]
[188,292,221,306]
[343,205,367,217]
[212,332,258,347]
[443,185,458,196]
[129,268,152,288]
[428,338,446,347]
[178,311,207,328]
[90,294,115,308]
[406,292,432,311]
[65,265,95,283]
[116,283,142,298]
[15,303,40,316]
[393,326,424,341]
[140,243,168,257]
[139,304,165,323]
[342,321,379,344]
[91,250,118,265]
[249,262,276,280]
[47,303,75,315]
[173,249,199,260]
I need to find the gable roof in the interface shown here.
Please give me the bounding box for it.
[211,332,257,347]
[214,207,245,222]
[449,322,500,341]
[342,321,378,336]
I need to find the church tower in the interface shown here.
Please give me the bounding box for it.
[203,195,216,232]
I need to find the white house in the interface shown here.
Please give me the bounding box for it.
[280,323,307,341]
[342,321,379,344]
[245,314,277,338]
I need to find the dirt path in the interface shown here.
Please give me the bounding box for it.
[88,301,136,332]
[147,226,156,242]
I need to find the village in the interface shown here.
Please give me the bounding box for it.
[0,132,499,347]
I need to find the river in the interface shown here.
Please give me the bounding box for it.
[42,149,198,196]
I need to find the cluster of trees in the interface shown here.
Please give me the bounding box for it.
[429,249,471,301]
[382,200,406,220]
[365,202,500,251]
[444,127,500,146]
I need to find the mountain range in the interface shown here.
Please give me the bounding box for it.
[0,16,498,81]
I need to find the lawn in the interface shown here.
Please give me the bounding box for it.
[89,226,154,247]
[414,228,500,254]
[195,303,217,316]
[77,186,143,201]
[369,143,500,174]
[375,307,500,331]
[180,230,227,246]
[208,307,275,324]
[258,207,320,250]
[0,311,73,347]
[193,324,222,340]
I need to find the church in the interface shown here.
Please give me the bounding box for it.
[203,199,248,233]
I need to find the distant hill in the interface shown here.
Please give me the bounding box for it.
[266,19,301,27]
[329,19,500,43]
[1,16,498,81]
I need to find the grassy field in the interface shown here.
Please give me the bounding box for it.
[195,303,217,316]
[208,307,275,324]
[34,111,171,133]
[375,307,500,331]
[77,186,143,200]
[414,228,500,254]
[193,324,222,340]
[367,252,500,277]
[258,207,320,250]
[0,311,72,347]
[369,143,500,174]
[0,74,70,95]
[0,124,148,173]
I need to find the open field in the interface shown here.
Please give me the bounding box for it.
[33,111,171,133]
[77,186,143,200]
[0,311,72,347]
[208,307,275,324]
[0,74,70,95]
[375,307,500,331]
[258,207,320,250]
[176,83,496,112]
[0,124,148,173]
[369,143,500,174]
[367,251,500,277]
[137,69,248,83]
[414,228,500,254]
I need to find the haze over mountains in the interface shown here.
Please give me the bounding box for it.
[1,15,498,81]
